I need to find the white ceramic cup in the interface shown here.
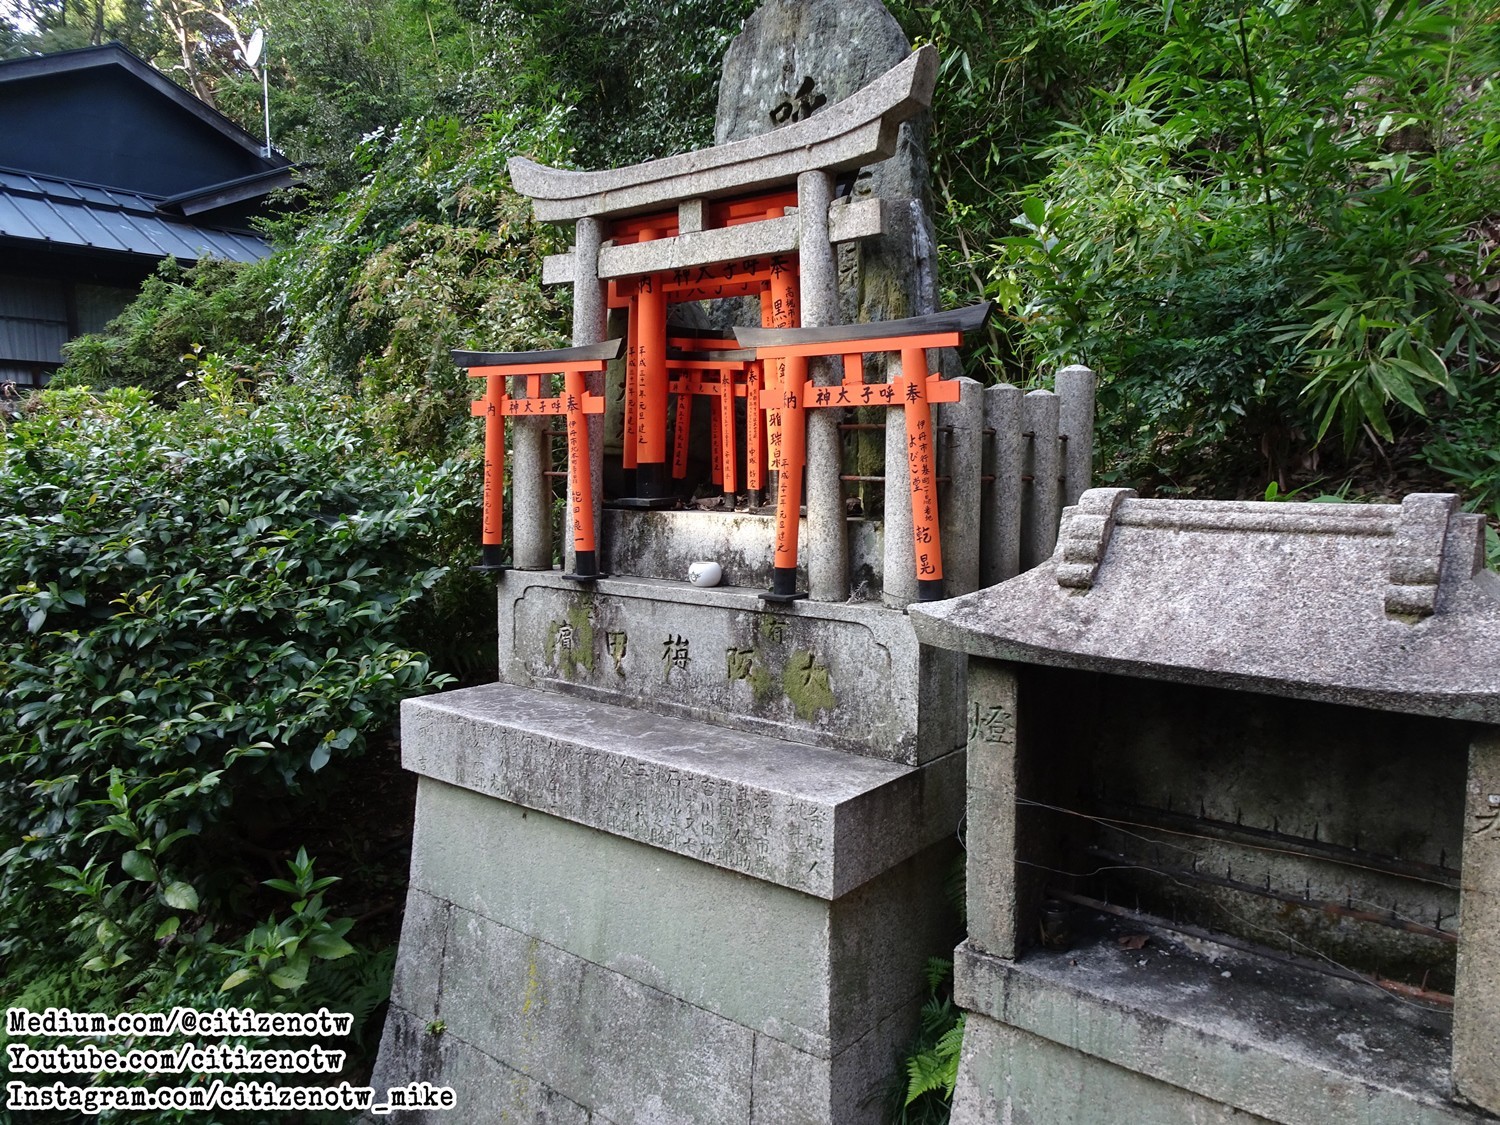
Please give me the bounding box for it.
[687,560,723,587]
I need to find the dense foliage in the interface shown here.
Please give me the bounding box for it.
[53,259,281,401]
[885,0,1500,500]
[1001,1,1497,488]
[20,0,1498,510]
[0,385,467,1105]
[5,0,1500,1118]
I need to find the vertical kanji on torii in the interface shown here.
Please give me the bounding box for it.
[736,303,992,601]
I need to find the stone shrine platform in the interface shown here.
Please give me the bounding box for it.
[373,680,964,1122]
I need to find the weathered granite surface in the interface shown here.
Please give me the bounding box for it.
[952,1016,1274,1125]
[961,660,1021,959]
[369,782,961,1124]
[540,198,886,284]
[911,490,1500,722]
[716,0,937,329]
[953,934,1487,1125]
[400,681,964,899]
[493,571,964,764]
[1455,731,1500,1114]
[392,781,959,1056]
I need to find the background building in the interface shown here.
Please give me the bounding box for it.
[0,43,291,389]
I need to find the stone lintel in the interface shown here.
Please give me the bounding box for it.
[539,197,885,286]
[509,45,937,223]
[734,299,992,348]
[400,681,964,899]
[912,491,1500,724]
[450,337,621,369]
[955,939,1480,1125]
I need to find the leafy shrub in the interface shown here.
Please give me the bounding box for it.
[266,113,567,390]
[461,0,759,168]
[892,958,965,1124]
[54,258,282,401]
[990,0,1499,486]
[0,384,466,1020]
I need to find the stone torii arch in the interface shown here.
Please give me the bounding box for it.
[506,44,937,602]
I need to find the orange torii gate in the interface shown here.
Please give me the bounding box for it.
[606,219,799,506]
[452,339,621,579]
[665,342,756,497]
[737,302,992,602]
[504,44,940,599]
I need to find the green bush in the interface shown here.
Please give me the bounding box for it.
[892,958,965,1124]
[989,0,1500,487]
[239,112,572,471]
[0,384,466,1031]
[54,258,282,401]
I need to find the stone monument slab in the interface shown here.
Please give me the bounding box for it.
[495,571,963,764]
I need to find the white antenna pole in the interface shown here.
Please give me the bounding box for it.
[243,29,271,159]
[261,61,271,158]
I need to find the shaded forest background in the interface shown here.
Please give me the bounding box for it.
[11,0,1500,507]
[1,0,1497,1120]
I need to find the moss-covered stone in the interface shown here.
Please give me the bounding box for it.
[750,655,778,707]
[782,649,836,720]
[552,595,596,678]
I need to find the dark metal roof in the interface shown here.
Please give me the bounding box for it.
[158,166,299,218]
[0,43,291,169]
[0,167,271,264]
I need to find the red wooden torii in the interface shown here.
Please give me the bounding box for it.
[479,45,953,601]
[453,301,991,603]
[737,302,992,602]
[452,339,620,579]
[605,192,800,506]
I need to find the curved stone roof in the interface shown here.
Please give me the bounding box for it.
[509,45,937,223]
[910,490,1500,723]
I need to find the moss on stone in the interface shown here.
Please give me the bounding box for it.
[749,656,778,707]
[556,595,596,678]
[782,649,836,720]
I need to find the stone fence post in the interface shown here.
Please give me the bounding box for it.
[940,365,1095,593]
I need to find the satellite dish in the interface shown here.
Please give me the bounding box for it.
[243,28,264,68]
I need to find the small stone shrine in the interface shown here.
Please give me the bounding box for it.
[911,491,1500,1124]
[370,2,1094,1121]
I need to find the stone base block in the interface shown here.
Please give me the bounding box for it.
[400,682,964,898]
[952,936,1493,1125]
[374,687,965,1124]
[952,1015,1273,1125]
[373,893,934,1125]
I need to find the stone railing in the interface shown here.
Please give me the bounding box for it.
[929,365,1095,602]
